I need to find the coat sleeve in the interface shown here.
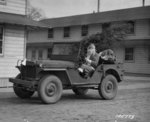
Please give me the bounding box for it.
[90,53,99,68]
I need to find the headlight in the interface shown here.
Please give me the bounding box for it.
[17,59,22,66]
[22,59,27,66]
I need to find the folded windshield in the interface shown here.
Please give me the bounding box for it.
[52,43,79,55]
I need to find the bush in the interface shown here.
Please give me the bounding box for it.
[77,23,129,66]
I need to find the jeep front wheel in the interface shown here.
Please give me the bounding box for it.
[38,75,63,104]
[13,74,34,99]
[72,88,88,95]
[98,75,118,100]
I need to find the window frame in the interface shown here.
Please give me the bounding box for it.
[31,49,36,60]
[148,47,150,63]
[47,48,52,59]
[81,25,88,36]
[63,27,70,38]
[124,47,135,63]
[0,0,6,5]
[48,28,54,38]
[126,21,135,35]
[102,23,110,32]
[0,26,4,56]
[38,49,43,60]
[149,20,150,35]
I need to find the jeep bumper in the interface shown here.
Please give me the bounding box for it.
[9,78,37,88]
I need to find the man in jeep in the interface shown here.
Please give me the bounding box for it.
[78,43,99,78]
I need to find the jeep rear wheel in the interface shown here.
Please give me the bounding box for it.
[72,88,88,96]
[98,75,118,100]
[38,75,63,104]
[13,74,34,99]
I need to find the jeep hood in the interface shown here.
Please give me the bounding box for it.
[37,60,75,68]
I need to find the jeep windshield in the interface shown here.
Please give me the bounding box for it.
[50,42,80,62]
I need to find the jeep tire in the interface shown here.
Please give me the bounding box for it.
[98,74,118,100]
[13,74,34,99]
[38,75,63,104]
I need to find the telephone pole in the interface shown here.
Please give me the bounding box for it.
[142,0,145,7]
[97,0,100,12]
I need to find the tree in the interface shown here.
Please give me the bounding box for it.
[26,1,46,21]
[77,22,130,65]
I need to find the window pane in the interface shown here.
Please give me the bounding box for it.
[32,50,36,60]
[48,28,53,38]
[0,27,3,54]
[102,23,110,31]
[38,50,43,60]
[148,48,150,62]
[81,25,88,36]
[47,48,52,59]
[64,27,70,37]
[0,27,3,40]
[0,41,2,54]
[52,44,78,55]
[126,21,135,34]
[125,48,134,61]
[0,0,6,5]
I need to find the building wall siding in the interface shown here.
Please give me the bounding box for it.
[0,25,25,87]
[127,19,150,40]
[0,0,26,15]
[114,45,150,74]
[28,29,49,43]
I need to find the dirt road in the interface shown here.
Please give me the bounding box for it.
[0,86,150,122]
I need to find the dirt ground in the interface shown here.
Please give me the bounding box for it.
[0,86,150,122]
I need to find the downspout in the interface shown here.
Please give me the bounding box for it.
[24,0,28,59]
[24,26,27,59]
[25,0,28,17]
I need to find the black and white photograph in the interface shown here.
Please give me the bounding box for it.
[0,0,150,122]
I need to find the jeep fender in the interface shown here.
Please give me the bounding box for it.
[103,68,123,82]
[38,69,71,86]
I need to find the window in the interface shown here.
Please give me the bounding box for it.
[81,25,88,36]
[149,20,150,35]
[47,48,52,59]
[126,21,135,34]
[125,48,134,62]
[0,27,3,55]
[38,49,43,60]
[48,28,53,38]
[32,50,36,60]
[0,0,6,5]
[102,23,110,32]
[64,27,70,37]
[148,47,150,62]
[52,43,79,55]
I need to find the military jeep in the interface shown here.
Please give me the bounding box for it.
[9,42,124,104]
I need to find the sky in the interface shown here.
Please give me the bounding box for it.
[30,0,150,18]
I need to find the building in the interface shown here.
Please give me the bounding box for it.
[27,6,150,75]
[0,0,47,87]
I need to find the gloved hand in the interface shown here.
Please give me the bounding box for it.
[85,58,92,64]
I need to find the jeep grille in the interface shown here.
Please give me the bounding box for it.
[21,66,37,79]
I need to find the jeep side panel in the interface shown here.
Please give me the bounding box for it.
[66,67,103,85]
